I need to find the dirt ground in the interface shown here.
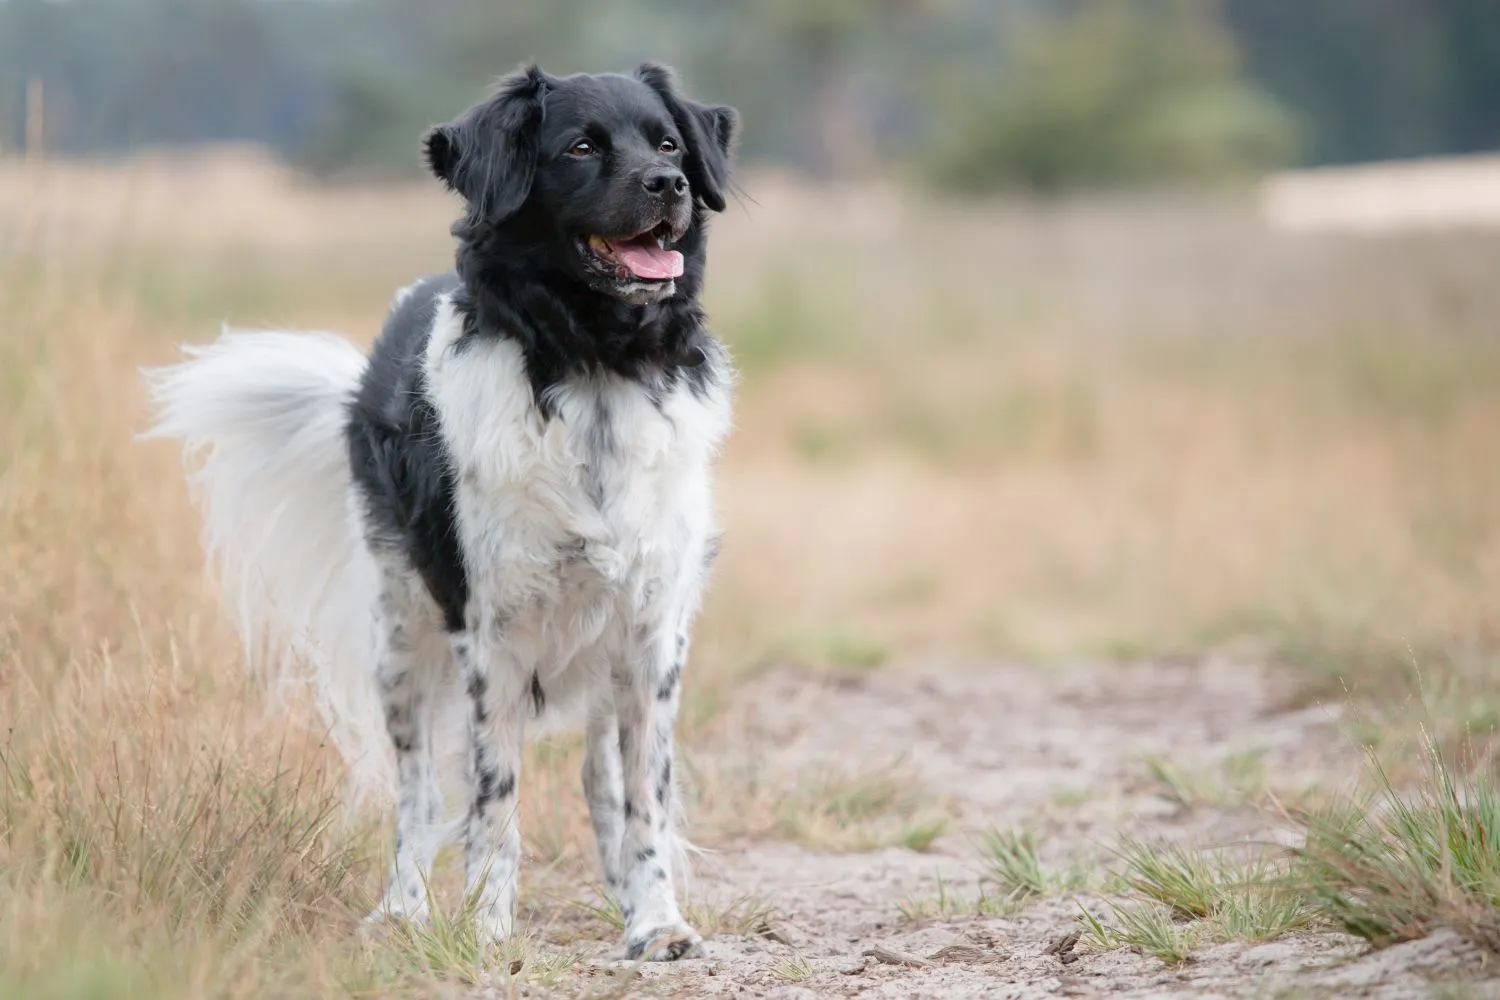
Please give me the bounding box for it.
[535,660,1499,999]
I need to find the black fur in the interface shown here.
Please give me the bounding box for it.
[347,272,468,631]
[346,64,738,633]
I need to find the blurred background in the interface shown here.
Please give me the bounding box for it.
[2,2,1500,994]
[4,0,1500,187]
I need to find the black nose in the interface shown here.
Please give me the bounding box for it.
[642,167,688,198]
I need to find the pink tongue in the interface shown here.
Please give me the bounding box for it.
[614,240,684,280]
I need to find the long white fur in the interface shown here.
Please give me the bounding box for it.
[142,331,395,795]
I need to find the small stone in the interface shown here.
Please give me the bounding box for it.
[1045,930,1082,964]
[862,945,931,968]
[837,956,868,975]
[927,944,1008,965]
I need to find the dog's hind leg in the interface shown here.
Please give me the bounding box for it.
[454,624,528,942]
[370,568,448,924]
[581,695,625,895]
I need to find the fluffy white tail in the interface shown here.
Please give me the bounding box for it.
[144,330,393,796]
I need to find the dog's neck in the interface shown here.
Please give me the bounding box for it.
[449,221,714,414]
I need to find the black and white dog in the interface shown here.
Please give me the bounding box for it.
[146,64,738,961]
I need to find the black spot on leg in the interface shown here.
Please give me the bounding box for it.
[530,672,545,714]
[475,766,515,808]
[635,846,657,863]
[466,670,489,725]
[656,662,682,701]
[623,798,637,822]
[656,759,673,807]
[475,766,498,804]
[465,670,487,701]
[703,533,723,570]
[653,865,667,882]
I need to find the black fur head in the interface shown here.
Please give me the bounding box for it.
[425,63,738,309]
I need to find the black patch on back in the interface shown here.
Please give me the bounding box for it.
[347,272,469,632]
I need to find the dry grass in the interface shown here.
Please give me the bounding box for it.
[3,150,1500,994]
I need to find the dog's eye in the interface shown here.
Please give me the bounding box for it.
[658,138,679,154]
[569,139,596,157]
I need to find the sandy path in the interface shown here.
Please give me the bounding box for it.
[540,660,1500,999]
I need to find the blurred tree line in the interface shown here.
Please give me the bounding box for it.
[1,0,1497,191]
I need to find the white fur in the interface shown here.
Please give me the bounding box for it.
[143,331,394,794]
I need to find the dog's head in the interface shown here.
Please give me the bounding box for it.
[424,63,738,306]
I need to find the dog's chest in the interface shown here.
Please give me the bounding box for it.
[426,329,727,637]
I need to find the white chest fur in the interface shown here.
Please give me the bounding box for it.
[422,297,731,713]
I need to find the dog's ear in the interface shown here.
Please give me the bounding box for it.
[423,64,550,222]
[636,62,738,213]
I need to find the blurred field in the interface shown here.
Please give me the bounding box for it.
[3,150,1500,996]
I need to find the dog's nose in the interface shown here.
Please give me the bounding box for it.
[642,167,688,199]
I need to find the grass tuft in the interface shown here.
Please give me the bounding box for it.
[772,953,815,983]
[1079,901,1197,965]
[1292,733,1500,951]
[979,827,1049,902]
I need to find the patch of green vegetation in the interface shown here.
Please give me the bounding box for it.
[977,827,1094,909]
[898,817,949,853]
[1292,739,1500,950]
[1079,901,1198,966]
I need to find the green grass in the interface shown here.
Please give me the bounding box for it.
[979,828,1050,903]
[1085,727,1500,964]
[1079,901,1197,966]
[898,817,949,853]
[1292,736,1500,951]
[1112,839,1315,942]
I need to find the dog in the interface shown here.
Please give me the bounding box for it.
[144,63,738,961]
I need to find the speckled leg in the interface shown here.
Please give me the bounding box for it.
[370,575,444,924]
[616,628,703,961]
[454,627,527,942]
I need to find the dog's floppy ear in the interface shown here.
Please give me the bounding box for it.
[423,64,550,222]
[636,62,738,213]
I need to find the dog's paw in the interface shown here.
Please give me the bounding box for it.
[623,923,706,962]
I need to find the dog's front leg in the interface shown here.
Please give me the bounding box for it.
[453,627,527,942]
[614,626,703,961]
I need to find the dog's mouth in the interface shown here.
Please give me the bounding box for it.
[578,221,684,283]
